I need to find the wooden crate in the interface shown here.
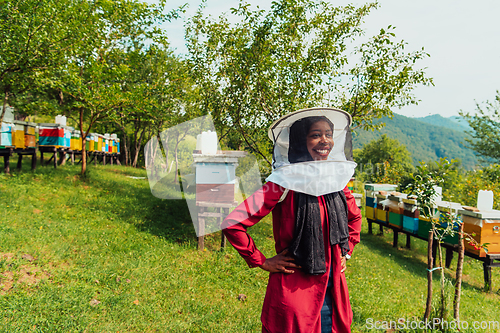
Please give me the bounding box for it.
[196,184,235,203]
[461,210,500,257]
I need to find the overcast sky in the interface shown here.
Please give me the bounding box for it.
[156,0,500,118]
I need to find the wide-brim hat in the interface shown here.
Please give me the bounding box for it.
[268,107,352,143]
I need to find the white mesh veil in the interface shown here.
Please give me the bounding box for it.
[265,107,356,196]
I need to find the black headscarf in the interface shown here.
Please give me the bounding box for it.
[286,116,350,275]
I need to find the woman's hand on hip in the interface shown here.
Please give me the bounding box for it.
[340,256,347,273]
[260,249,301,274]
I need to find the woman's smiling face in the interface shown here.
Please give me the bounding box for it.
[306,120,334,160]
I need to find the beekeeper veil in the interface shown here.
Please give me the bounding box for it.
[265,107,356,196]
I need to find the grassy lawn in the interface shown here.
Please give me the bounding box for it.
[0,163,499,332]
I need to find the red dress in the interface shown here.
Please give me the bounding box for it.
[222,182,362,333]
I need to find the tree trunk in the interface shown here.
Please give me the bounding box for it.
[438,241,447,320]
[150,134,160,179]
[122,131,130,166]
[424,229,434,320]
[165,137,170,173]
[81,137,87,175]
[132,126,146,168]
[80,109,87,175]
[454,222,465,321]
[173,138,181,184]
[0,91,9,123]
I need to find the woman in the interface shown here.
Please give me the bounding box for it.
[222,108,362,333]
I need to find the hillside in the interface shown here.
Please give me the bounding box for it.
[352,113,479,169]
[415,114,473,132]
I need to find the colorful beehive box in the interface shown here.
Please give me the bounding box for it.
[91,134,97,151]
[403,198,420,234]
[24,122,36,135]
[387,194,405,229]
[96,134,103,152]
[460,209,500,257]
[117,138,120,153]
[11,120,26,149]
[195,160,237,204]
[417,216,441,239]
[347,178,355,191]
[364,190,376,220]
[70,129,82,151]
[376,193,389,224]
[364,184,398,192]
[0,122,13,147]
[438,202,463,245]
[23,122,36,148]
[39,123,64,147]
[62,126,73,148]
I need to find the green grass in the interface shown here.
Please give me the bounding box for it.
[0,163,499,332]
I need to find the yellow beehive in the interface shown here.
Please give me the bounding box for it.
[70,130,82,151]
[365,206,375,220]
[12,121,26,149]
[24,122,36,135]
[97,134,103,151]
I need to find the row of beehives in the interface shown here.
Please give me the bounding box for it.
[0,120,120,154]
[365,184,500,257]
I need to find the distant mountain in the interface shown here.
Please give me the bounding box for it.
[414,114,472,132]
[352,113,479,169]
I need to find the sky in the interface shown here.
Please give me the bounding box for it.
[155,0,500,118]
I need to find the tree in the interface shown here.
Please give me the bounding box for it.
[107,45,198,168]
[186,0,432,168]
[353,134,413,184]
[338,26,433,131]
[460,91,500,162]
[45,0,179,175]
[0,0,89,122]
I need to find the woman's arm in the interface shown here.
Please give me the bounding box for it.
[222,182,285,268]
[343,186,362,257]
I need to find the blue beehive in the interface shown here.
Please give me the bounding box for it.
[0,122,13,147]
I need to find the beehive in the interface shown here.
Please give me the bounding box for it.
[0,122,13,147]
[387,194,405,229]
[71,130,82,151]
[364,184,399,192]
[62,126,73,148]
[437,202,463,245]
[460,209,500,257]
[24,122,36,148]
[347,178,354,191]
[96,134,103,152]
[364,190,376,220]
[193,153,245,205]
[39,123,64,147]
[376,193,389,224]
[403,198,419,234]
[11,120,26,149]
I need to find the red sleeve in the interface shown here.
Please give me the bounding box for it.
[343,186,362,256]
[222,182,284,268]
